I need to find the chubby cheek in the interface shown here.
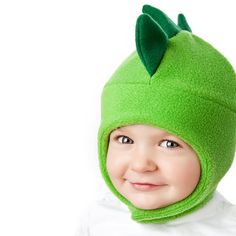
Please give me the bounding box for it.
[106,153,128,180]
[163,156,201,188]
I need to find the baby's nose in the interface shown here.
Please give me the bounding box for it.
[129,152,158,172]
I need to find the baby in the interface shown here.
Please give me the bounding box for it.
[77,4,236,236]
[106,124,201,210]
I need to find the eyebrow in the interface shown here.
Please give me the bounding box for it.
[115,127,170,135]
[116,127,125,131]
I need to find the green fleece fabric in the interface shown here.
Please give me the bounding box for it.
[97,4,236,224]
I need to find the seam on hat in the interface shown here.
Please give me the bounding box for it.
[103,83,236,113]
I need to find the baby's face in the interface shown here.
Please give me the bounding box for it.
[106,124,201,210]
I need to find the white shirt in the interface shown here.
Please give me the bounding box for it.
[76,190,236,236]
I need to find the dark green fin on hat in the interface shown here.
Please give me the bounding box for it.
[178,13,192,32]
[135,14,168,76]
[135,4,192,76]
[142,4,182,38]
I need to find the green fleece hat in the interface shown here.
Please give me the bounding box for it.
[97,4,236,224]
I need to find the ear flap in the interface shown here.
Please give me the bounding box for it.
[178,13,192,32]
[142,4,181,38]
[135,14,168,76]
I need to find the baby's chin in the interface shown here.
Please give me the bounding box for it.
[130,198,171,210]
[123,192,175,210]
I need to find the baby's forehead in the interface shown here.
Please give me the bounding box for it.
[114,125,172,136]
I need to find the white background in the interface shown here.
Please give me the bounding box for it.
[0,0,235,235]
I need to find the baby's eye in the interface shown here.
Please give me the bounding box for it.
[160,139,180,149]
[116,135,133,144]
[114,135,179,148]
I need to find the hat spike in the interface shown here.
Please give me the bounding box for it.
[135,13,168,76]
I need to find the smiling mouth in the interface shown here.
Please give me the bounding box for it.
[132,182,159,186]
[128,181,167,191]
